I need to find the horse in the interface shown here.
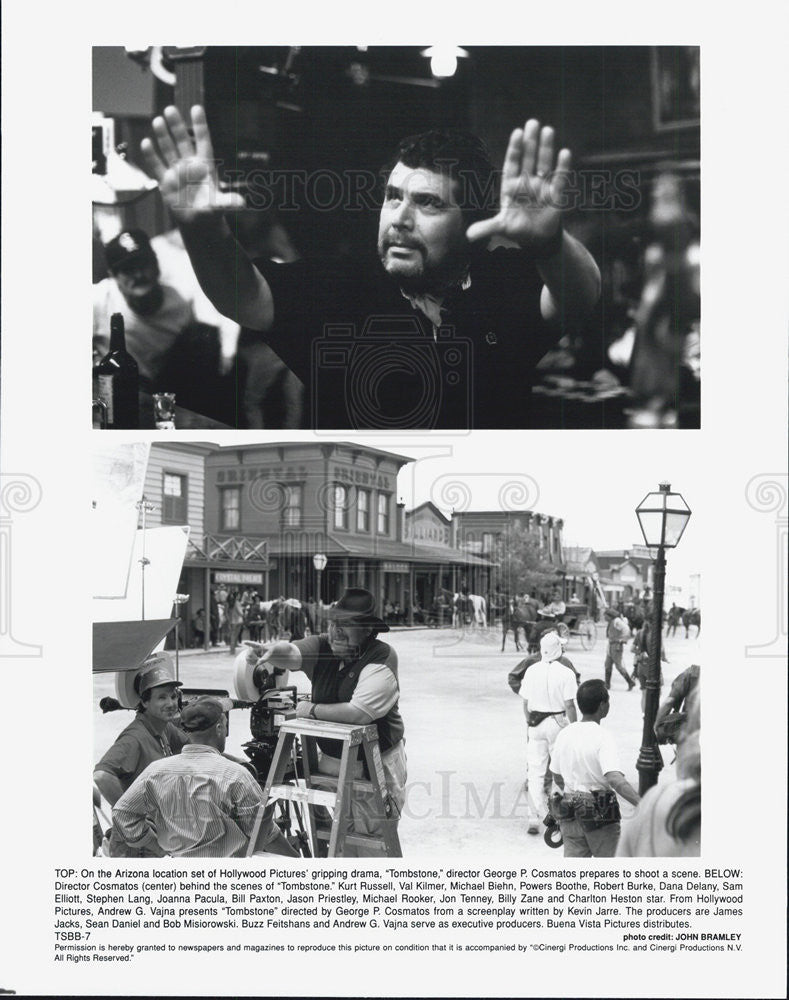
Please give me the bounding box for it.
[448,591,487,629]
[623,602,646,633]
[681,608,701,638]
[501,597,539,652]
[278,598,307,640]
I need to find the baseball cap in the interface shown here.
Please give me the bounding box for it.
[180,696,233,732]
[104,229,156,272]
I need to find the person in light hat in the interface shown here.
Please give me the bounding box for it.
[519,631,578,835]
[112,697,297,858]
[94,651,188,857]
[243,588,406,856]
[508,623,580,835]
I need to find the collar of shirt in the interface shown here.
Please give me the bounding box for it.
[137,710,171,741]
[400,271,472,332]
[180,744,221,756]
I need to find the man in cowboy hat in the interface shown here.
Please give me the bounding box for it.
[245,588,406,856]
[603,607,636,691]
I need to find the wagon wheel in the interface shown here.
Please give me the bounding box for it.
[579,618,597,650]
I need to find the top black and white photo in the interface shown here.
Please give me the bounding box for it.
[92,46,700,430]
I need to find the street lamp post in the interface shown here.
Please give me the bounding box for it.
[313,553,327,630]
[172,593,190,682]
[635,482,691,795]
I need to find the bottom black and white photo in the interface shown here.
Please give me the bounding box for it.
[92,437,701,864]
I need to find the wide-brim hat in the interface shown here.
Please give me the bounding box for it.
[603,607,619,618]
[327,588,389,632]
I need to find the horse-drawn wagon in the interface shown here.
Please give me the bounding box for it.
[560,602,598,650]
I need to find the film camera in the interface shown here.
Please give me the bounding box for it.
[232,646,315,855]
[233,651,301,780]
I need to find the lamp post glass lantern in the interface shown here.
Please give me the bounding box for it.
[313,553,327,608]
[635,482,692,549]
[634,483,691,796]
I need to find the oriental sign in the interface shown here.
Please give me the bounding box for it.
[332,465,392,490]
[216,465,308,484]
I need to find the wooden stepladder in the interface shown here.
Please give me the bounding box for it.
[246,718,402,857]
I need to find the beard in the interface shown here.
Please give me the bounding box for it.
[377,234,468,295]
[377,235,427,287]
[328,638,362,661]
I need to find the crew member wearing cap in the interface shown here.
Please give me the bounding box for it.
[112,697,296,858]
[603,606,636,691]
[246,588,406,856]
[94,652,188,857]
[519,632,578,835]
[92,228,196,387]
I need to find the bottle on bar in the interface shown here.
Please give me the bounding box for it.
[93,312,139,429]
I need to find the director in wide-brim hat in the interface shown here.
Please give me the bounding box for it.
[241,587,406,857]
[326,587,390,634]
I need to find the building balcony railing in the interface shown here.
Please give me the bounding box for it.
[185,532,268,565]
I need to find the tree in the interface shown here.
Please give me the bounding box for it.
[492,521,562,598]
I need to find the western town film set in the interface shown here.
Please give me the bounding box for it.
[0,26,786,1000]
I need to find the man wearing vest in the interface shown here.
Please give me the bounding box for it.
[252,588,406,856]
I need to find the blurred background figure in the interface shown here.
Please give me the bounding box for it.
[617,685,700,857]
[626,173,700,428]
[93,228,195,388]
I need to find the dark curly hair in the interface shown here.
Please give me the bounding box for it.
[383,129,498,227]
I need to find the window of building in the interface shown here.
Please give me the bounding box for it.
[162,472,187,523]
[283,484,303,528]
[221,487,240,531]
[357,489,370,532]
[482,532,494,554]
[378,493,390,535]
[333,484,348,530]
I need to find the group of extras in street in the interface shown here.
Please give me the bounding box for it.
[94,588,700,861]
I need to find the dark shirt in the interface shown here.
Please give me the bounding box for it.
[254,248,556,429]
[94,712,189,795]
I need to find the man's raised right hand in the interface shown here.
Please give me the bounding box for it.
[141,105,245,223]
